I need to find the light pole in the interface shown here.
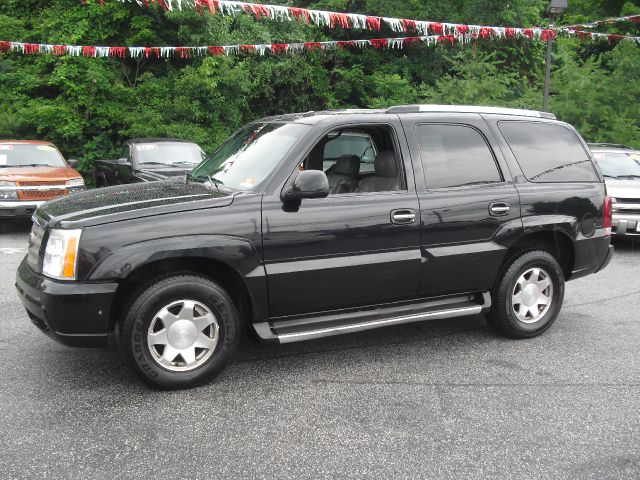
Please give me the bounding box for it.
[543,0,568,112]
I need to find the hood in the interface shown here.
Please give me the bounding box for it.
[36,179,234,227]
[0,166,81,182]
[136,167,193,182]
[604,178,640,199]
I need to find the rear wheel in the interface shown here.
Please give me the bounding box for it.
[487,250,564,338]
[118,274,240,389]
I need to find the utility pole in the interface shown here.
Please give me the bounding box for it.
[543,0,568,112]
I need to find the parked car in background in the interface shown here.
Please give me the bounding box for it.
[95,138,205,187]
[589,143,640,237]
[0,140,84,220]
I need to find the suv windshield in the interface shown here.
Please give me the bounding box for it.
[135,142,205,167]
[594,152,640,178]
[0,144,66,168]
[190,123,309,190]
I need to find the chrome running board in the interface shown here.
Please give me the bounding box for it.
[253,292,491,344]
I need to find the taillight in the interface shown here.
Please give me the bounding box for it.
[603,195,613,236]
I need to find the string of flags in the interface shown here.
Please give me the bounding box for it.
[0,35,526,59]
[92,0,640,43]
[563,13,640,30]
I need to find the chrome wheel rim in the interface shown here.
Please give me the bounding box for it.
[511,267,554,324]
[147,299,219,372]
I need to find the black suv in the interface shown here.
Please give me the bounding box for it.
[16,105,614,389]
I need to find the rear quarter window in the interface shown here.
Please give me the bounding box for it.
[498,121,599,182]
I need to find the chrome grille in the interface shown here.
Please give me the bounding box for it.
[27,219,45,271]
[614,198,640,215]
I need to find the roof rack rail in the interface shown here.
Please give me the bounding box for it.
[587,143,632,150]
[385,104,556,120]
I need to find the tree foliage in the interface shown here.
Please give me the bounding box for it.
[0,0,639,181]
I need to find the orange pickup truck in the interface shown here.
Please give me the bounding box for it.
[0,140,85,219]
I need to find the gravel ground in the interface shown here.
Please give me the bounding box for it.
[1,219,639,480]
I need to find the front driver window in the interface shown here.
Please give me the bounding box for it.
[302,126,404,195]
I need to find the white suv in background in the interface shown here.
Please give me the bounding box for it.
[590,143,640,237]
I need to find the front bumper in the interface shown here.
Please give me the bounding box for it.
[15,257,118,347]
[612,213,640,236]
[0,200,45,218]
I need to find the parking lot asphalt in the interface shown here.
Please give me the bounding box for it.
[0,219,639,480]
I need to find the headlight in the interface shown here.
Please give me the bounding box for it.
[43,229,82,280]
[66,178,85,194]
[0,180,18,200]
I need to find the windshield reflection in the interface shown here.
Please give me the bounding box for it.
[191,123,310,191]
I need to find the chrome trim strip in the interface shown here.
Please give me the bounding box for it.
[276,305,482,344]
[0,200,46,208]
[265,249,421,275]
[0,185,68,191]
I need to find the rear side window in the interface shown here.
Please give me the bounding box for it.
[415,124,502,189]
[498,121,599,182]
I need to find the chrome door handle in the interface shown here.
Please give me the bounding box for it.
[489,202,510,216]
[391,209,417,225]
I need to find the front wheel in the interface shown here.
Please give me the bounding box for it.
[118,274,240,389]
[487,250,565,339]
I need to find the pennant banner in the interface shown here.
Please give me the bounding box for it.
[94,0,640,43]
[563,14,640,30]
[2,29,639,61]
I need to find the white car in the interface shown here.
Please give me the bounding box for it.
[590,143,640,237]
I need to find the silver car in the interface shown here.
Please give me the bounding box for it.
[590,144,640,237]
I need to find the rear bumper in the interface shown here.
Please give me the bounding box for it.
[612,213,640,236]
[570,232,613,280]
[15,257,118,347]
[0,201,45,218]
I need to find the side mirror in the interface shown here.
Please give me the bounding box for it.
[67,159,79,169]
[117,157,130,166]
[284,170,329,202]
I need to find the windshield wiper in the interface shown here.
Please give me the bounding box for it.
[615,174,640,179]
[138,161,169,166]
[186,172,226,191]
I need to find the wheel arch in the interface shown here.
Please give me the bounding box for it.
[500,229,575,283]
[94,236,268,333]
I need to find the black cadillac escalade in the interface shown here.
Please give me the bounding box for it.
[16,105,614,389]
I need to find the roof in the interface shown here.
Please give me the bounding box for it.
[126,138,199,144]
[257,104,556,124]
[0,140,55,145]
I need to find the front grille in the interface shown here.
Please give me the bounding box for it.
[18,189,68,201]
[27,220,45,271]
[614,198,640,215]
[17,181,58,187]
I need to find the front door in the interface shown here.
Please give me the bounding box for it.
[261,121,422,319]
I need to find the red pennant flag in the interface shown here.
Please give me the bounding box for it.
[337,40,356,49]
[329,12,351,29]
[207,46,224,56]
[456,25,470,35]
[403,37,422,46]
[430,22,444,35]
[239,45,255,53]
[290,7,311,23]
[366,16,382,31]
[270,44,289,55]
[523,29,534,39]
[143,47,159,58]
[479,27,494,39]
[541,29,557,41]
[82,46,96,57]
[175,47,193,58]
[370,38,388,49]
[505,28,517,38]
[402,19,417,31]
[608,34,626,42]
[0,41,12,52]
[304,42,323,51]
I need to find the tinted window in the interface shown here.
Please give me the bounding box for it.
[499,121,599,182]
[415,124,501,189]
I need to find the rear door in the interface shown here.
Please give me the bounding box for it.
[401,113,522,296]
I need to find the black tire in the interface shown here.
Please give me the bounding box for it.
[118,274,240,389]
[486,250,565,339]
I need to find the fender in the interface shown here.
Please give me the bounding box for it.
[84,234,268,322]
